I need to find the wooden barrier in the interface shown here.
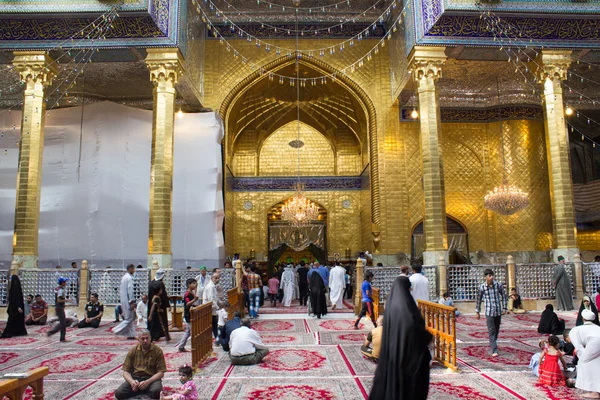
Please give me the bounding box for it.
[0,366,49,399]
[190,302,213,369]
[417,299,457,371]
[372,288,381,321]
[227,287,242,320]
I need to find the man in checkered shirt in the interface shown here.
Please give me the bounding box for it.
[475,268,508,357]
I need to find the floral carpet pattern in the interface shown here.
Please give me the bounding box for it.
[0,312,590,399]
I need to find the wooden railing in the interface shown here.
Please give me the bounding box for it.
[0,366,49,399]
[417,300,457,371]
[372,288,381,321]
[227,287,243,320]
[190,302,213,369]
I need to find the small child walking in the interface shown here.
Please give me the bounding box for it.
[268,275,279,307]
[160,365,197,400]
[538,335,566,386]
[216,301,229,347]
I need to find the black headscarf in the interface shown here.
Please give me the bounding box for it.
[1,275,27,338]
[369,276,432,400]
[309,270,327,318]
[537,304,564,334]
[576,296,600,326]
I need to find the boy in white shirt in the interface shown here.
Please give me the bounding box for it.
[136,294,148,326]
[216,301,229,347]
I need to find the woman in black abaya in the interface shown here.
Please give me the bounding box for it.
[369,276,432,400]
[1,275,27,338]
[309,271,328,319]
[537,304,565,334]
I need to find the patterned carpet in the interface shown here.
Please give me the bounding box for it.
[0,311,590,399]
[259,298,355,314]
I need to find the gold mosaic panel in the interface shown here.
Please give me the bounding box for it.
[577,230,600,251]
[231,191,361,259]
[258,122,334,176]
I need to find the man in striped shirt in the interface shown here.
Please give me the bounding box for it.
[247,265,262,319]
[475,269,508,357]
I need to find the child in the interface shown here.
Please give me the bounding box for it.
[216,301,229,347]
[176,279,198,352]
[268,275,279,307]
[508,288,526,314]
[438,291,460,317]
[160,364,197,400]
[47,277,69,342]
[529,339,546,377]
[538,335,566,386]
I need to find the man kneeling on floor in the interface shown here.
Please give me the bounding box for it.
[115,330,166,400]
[229,318,269,365]
[78,292,103,328]
[361,315,384,362]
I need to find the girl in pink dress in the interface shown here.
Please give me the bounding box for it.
[160,365,197,400]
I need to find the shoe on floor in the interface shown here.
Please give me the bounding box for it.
[492,353,499,357]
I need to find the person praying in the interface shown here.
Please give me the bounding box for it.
[570,309,600,398]
[329,262,346,310]
[508,288,526,314]
[553,256,574,311]
[369,276,432,400]
[538,304,566,335]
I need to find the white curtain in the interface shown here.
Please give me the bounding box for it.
[0,101,224,269]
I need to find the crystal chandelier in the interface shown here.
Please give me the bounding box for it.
[282,183,320,227]
[484,78,529,216]
[484,181,529,215]
[281,10,319,228]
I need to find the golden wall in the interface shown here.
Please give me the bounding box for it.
[203,39,555,259]
[258,122,334,176]
[578,230,600,251]
[230,191,362,260]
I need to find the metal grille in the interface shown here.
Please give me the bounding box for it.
[162,269,236,302]
[516,263,574,299]
[0,271,8,306]
[219,269,236,296]
[423,266,439,301]
[583,262,600,295]
[89,269,149,305]
[446,264,507,302]
[19,269,80,306]
[365,267,401,302]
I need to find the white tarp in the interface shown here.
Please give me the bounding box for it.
[0,101,224,269]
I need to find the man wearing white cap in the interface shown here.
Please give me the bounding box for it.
[570,308,600,398]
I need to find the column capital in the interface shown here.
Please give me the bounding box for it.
[12,51,57,86]
[536,50,571,82]
[408,46,447,81]
[145,48,185,85]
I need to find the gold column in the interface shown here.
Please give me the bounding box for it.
[145,48,184,269]
[235,259,243,293]
[11,52,57,269]
[437,256,447,298]
[409,47,447,266]
[506,255,516,290]
[537,51,578,261]
[354,257,364,314]
[78,260,89,314]
[573,254,584,301]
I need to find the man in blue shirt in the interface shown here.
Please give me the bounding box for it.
[315,261,329,287]
[354,272,377,329]
[475,268,508,357]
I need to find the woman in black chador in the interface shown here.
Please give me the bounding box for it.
[309,270,328,319]
[369,276,432,400]
[1,275,27,338]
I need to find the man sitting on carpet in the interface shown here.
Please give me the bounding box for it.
[220,311,242,352]
[77,293,103,328]
[25,294,48,325]
[229,318,269,365]
[508,288,526,314]
[361,315,384,362]
[115,330,166,400]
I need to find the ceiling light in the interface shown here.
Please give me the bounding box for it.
[565,106,573,116]
[177,109,183,118]
[411,109,419,119]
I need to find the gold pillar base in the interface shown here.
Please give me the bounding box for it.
[12,254,37,269]
[147,254,172,271]
[354,257,364,315]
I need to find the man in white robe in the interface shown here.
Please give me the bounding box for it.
[194,266,209,305]
[570,309,600,398]
[281,266,295,307]
[329,263,346,310]
[114,264,137,338]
